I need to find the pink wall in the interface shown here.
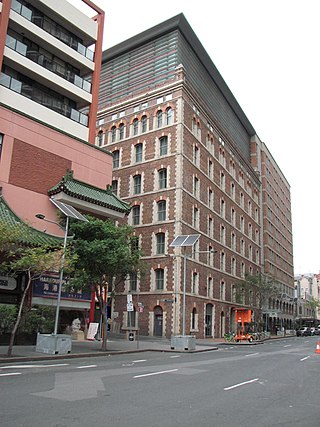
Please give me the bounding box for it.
[0,107,113,231]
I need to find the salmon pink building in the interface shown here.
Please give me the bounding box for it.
[0,0,129,323]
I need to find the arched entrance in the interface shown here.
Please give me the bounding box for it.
[153,306,163,336]
[220,311,225,337]
[205,304,213,337]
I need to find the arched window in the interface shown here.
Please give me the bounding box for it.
[111,126,116,143]
[192,272,198,293]
[111,180,118,195]
[156,232,165,254]
[192,308,197,330]
[113,150,119,168]
[141,115,147,133]
[157,110,163,128]
[133,118,139,136]
[157,200,166,221]
[132,205,140,225]
[155,268,164,290]
[158,168,167,189]
[166,107,173,125]
[135,143,143,163]
[97,130,103,146]
[130,272,137,291]
[159,136,168,156]
[119,123,125,140]
[133,175,142,194]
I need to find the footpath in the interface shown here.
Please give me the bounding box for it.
[0,333,293,363]
[0,333,222,363]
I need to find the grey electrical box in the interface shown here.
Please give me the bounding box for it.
[36,334,72,355]
[170,335,196,351]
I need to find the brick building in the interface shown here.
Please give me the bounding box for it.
[95,14,294,338]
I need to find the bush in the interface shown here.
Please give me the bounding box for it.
[0,304,16,333]
[18,306,55,334]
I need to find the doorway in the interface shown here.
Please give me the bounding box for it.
[205,304,213,337]
[153,306,163,336]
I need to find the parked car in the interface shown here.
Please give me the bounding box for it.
[296,327,311,337]
[314,327,320,336]
[310,327,316,336]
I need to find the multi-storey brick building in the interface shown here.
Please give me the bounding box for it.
[95,14,294,338]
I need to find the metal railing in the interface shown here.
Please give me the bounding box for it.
[5,34,91,93]
[11,0,94,62]
[0,72,88,126]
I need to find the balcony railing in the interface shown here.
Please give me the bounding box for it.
[5,34,91,93]
[0,72,88,126]
[11,0,94,62]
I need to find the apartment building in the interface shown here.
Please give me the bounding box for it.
[95,14,294,338]
[0,0,129,321]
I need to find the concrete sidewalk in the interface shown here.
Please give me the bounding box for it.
[0,334,219,363]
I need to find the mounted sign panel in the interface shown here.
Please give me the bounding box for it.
[169,234,200,247]
[50,198,88,222]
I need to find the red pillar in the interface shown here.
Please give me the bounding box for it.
[0,0,12,71]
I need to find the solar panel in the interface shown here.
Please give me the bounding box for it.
[183,234,200,246]
[50,198,88,222]
[169,234,200,247]
[169,235,189,247]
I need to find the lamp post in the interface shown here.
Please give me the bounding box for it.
[36,213,69,335]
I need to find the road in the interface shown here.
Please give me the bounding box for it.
[1,336,319,427]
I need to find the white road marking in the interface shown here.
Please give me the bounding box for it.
[134,369,178,378]
[170,355,180,358]
[132,360,147,363]
[300,356,310,361]
[224,378,259,391]
[0,372,22,377]
[77,365,97,369]
[284,345,291,348]
[0,363,69,369]
[245,352,259,357]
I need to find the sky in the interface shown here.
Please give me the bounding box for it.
[69,0,320,275]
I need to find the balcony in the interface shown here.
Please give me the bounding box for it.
[11,0,94,62]
[5,34,91,93]
[0,71,88,126]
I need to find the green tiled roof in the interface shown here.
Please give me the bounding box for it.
[0,196,62,246]
[48,172,131,214]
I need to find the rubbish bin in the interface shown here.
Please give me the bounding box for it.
[36,333,72,355]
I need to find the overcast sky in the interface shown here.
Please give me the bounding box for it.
[70,0,319,275]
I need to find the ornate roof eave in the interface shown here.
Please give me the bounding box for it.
[48,171,131,219]
[0,196,62,247]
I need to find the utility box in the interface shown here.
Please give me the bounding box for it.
[170,335,196,351]
[36,334,72,355]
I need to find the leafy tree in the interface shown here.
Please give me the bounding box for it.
[0,222,23,264]
[236,273,278,328]
[5,245,67,356]
[69,217,144,351]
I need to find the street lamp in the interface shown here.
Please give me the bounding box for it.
[35,197,88,336]
[35,213,69,335]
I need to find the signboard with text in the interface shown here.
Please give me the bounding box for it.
[32,274,91,302]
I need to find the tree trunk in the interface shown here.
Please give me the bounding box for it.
[95,284,108,352]
[7,272,31,357]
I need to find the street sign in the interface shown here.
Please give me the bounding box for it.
[127,294,132,303]
[127,302,134,312]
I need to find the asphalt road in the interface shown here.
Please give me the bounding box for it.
[1,336,319,427]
